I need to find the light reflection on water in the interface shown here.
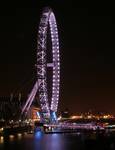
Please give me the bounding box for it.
[0,132,115,150]
[34,131,65,150]
[0,132,66,150]
[17,133,22,140]
[0,136,4,144]
[34,131,43,139]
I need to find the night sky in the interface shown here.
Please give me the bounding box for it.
[0,1,115,114]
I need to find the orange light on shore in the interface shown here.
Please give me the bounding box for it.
[87,115,92,119]
[71,115,83,119]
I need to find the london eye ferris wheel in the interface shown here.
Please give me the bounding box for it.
[21,7,60,122]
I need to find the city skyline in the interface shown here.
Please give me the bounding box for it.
[0,1,115,114]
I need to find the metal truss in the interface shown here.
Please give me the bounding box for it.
[21,7,60,121]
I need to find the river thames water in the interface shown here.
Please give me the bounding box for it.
[0,131,115,150]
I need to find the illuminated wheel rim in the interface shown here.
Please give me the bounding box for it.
[37,7,60,119]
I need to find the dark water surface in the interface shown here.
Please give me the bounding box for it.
[0,132,115,150]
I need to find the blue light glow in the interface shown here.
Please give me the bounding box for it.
[34,131,43,139]
[37,112,40,118]
[51,111,57,122]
